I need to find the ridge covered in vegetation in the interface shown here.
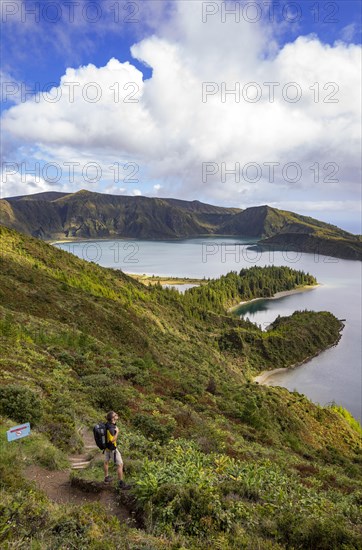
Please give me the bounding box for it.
[0,224,361,549]
[1,190,361,260]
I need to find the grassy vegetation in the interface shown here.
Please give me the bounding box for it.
[0,224,361,549]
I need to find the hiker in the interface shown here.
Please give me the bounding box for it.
[103,411,130,489]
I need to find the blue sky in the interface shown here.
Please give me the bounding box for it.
[2,1,361,94]
[1,0,361,232]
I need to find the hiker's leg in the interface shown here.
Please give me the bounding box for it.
[117,463,123,480]
[114,449,124,480]
[103,451,114,482]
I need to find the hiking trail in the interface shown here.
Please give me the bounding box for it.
[24,427,133,524]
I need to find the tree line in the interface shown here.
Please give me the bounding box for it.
[180,266,317,315]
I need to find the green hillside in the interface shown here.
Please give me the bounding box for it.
[1,191,360,260]
[0,224,361,549]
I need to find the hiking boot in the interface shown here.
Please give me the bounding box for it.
[118,480,131,490]
[104,476,113,483]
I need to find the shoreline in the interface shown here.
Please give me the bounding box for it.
[48,235,259,246]
[253,332,343,386]
[127,274,206,286]
[49,236,139,246]
[228,284,319,313]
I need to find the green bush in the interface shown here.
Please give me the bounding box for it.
[85,381,131,419]
[0,384,43,426]
[122,359,151,386]
[330,405,362,436]
[133,413,175,444]
[0,489,49,542]
[275,510,361,549]
[43,413,80,452]
[0,313,21,340]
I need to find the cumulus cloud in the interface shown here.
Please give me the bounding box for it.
[0,171,58,199]
[1,0,361,228]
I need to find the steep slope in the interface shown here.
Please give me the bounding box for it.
[221,205,354,239]
[0,224,361,549]
[0,198,63,238]
[2,190,240,240]
[55,191,222,239]
[1,191,361,260]
[222,205,362,260]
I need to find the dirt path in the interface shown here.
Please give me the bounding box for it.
[24,427,133,524]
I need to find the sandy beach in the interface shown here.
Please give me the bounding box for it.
[253,330,343,386]
[253,368,289,385]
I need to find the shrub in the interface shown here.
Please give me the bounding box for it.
[275,510,361,549]
[0,384,43,425]
[0,313,21,340]
[133,413,175,444]
[122,359,151,386]
[0,489,49,542]
[330,405,362,436]
[84,380,131,419]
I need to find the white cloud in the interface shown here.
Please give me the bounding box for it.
[1,0,361,225]
[340,23,358,43]
[0,71,23,104]
[269,200,361,213]
[104,185,127,195]
[0,171,59,199]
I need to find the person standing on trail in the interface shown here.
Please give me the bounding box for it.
[104,411,130,489]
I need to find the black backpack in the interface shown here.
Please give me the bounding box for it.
[93,422,107,450]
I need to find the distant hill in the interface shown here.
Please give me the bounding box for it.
[0,190,239,240]
[1,190,360,260]
[223,205,362,261]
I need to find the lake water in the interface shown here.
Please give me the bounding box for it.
[55,238,362,421]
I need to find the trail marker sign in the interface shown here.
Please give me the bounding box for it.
[7,422,31,442]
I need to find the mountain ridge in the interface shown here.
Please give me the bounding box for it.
[1,190,360,260]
